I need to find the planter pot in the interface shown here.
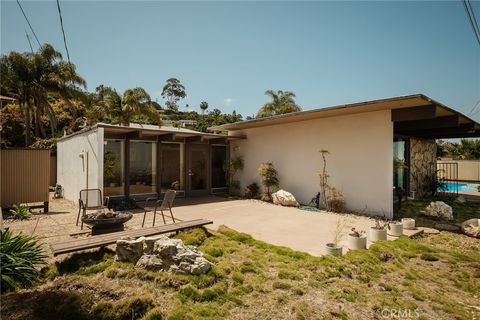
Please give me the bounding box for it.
[369,227,387,242]
[388,222,403,237]
[347,234,367,250]
[402,218,415,230]
[325,243,343,256]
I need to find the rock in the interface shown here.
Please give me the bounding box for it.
[117,236,212,275]
[461,218,480,238]
[136,255,165,271]
[143,235,169,254]
[272,189,300,207]
[116,237,145,264]
[454,196,466,203]
[424,201,453,220]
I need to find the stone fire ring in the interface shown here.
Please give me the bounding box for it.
[82,212,133,227]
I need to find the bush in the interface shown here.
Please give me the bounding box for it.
[8,204,31,220]
[244,182,260,199]
[258,162,279,201]
[326,187,346,213]
[0,229,47,291]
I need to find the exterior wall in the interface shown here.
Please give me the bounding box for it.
[230,110,393,217]
[57,128,104,202]
[1,149,50,207]
[409,138,436,198]
[437,160,480,182]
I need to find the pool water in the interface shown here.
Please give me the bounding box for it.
[440,183,479,193]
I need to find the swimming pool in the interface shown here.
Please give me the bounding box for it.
[440,183,479,193]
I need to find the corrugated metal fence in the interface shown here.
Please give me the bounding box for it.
[1,149,50,209]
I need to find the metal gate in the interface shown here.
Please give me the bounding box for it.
[436,162,458,197]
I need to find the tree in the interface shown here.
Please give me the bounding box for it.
[437,139,480,160]
[92,86,160,126]
[0,44,86,146]
[258,162,280,201]
[161,78,186,112]
[200,101,209,114]
[256,90,301,118]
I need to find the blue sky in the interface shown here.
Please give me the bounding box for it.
[1,1,479,119]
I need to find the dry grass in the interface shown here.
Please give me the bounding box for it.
[1,227,479,320]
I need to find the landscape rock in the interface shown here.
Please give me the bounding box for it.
[272,189,300,207]
[454,196,466,203]
[116,237,145,264]
[424,201,453,220]
[116,236,212,275]
[461,218,480,238]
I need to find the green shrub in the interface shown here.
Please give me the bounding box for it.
[258,162,279,201]
[92,295,154,320]
[0,229,46,291]
[8,204,31,220]
[244,182,260,199]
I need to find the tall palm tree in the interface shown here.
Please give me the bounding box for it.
[256,90,301,118]
[200,101,209,114]
[0,44,86,145]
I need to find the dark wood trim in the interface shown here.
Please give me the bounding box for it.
[391,105,437,122]
[185,136,206,143]
[156,133,176,142]
[400,123,476,138]
[209,137,228,145]
[124,139,130,197]
[125,131,141,139]
[394,115,460,132]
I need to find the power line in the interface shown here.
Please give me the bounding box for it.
[16,0,41,48]
[467,100,480,116]
[25,29,33,53]
[462,0,480,46]
[56,0,71,63]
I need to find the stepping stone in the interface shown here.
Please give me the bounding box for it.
[418,227,440,235]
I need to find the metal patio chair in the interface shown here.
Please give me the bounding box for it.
[77,188,108,230]
[142,189,177,227]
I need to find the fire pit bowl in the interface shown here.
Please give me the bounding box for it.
[81,211,133,227]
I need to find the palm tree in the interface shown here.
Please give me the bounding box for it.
[200,101,209,114]
[256,90,301,118]
[92,86,160,126]
[0,44,86,145]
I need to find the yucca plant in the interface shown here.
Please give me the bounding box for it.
[0,229,47,292]
[9,204,31,220]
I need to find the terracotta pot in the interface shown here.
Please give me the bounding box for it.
[347,234,367,250]
[369,227,387,242]
[325,243,343,256]
[402,218,415,230]
[388,222,403,236]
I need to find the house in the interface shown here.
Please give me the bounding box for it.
[209,94,480,217]
[56,123,242,202]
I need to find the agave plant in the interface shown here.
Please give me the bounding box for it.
[9,204,31,220]
[0,230,47,291]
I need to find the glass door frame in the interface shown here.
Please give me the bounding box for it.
[186,143,211,196]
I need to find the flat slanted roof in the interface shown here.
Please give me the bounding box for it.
[209,94,480,139]
[58,122,244,142]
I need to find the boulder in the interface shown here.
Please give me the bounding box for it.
[272,189,300,207]
[116,237,145,264]
[461,218,480,238]
[117,236,212,275]
[424,201,453,220]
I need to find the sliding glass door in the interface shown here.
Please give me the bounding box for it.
[211,145,227,190]
[188,144,209,195]
[104,140,125,196]
[128,141,157,195]
[160,143,185,193]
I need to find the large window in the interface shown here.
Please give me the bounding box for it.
[211,146,227,188]
[393,139,407,190]
[104,140,125,196]
[160,143,184,192]
[129,141,157,195]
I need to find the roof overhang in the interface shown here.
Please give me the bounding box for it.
[58,123,245,143]
[209,94,480,139]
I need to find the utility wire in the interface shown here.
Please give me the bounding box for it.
[16,0,41,48]
[467,0,480,37]
[56,0,71,63]
[467,100,480,116]
[462,0,480,46]
[25,30,33,53]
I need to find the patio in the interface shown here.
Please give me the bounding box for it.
[6,195,384,258]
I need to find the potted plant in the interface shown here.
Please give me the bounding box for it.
[387,221,403,237]
[401,218,415,230]
[347,228,367,250]
[325,218,348,256]
[369,219,388,242]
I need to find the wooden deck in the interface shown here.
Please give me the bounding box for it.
[50,219,213,256]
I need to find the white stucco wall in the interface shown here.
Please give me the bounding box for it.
[230,110,393,217]
[57,128,104,202]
